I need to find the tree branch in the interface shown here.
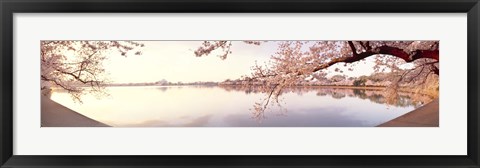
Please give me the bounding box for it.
[347,41,358,55]
[312,41,439,73]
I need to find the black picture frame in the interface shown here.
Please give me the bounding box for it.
[1,0,479,167]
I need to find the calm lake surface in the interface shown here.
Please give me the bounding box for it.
[50,86,422,127]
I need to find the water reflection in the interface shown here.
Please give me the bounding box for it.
[217,85,431,107]
[143,85,431,108]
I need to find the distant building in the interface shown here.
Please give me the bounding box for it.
[156,79,169,85]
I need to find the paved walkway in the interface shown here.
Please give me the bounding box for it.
[378,98,439,127]
[41,96,110,127]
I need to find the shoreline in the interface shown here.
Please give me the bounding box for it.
[295,85,386,90]
[41,96,110,127]
[54,84,388,89]
[52,84,430,94]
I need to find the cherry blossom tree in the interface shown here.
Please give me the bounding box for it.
[41,41,143,102]
[195,41,439,119]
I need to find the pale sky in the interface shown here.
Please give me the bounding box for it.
[102,41,378,83]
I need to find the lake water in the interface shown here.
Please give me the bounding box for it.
[50,86,422,127]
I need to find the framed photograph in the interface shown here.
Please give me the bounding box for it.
[1,0,479,167]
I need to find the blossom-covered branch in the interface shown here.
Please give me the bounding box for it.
[195,41,439,120]
[41,41,144,102]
